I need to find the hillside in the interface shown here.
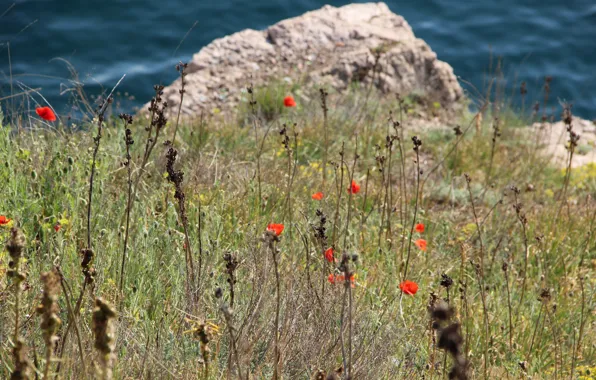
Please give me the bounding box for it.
[1,3,595,380]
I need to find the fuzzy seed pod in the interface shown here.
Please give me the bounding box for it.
[92,297,117,380]
[10,338,32,380]
[38,270,62,348]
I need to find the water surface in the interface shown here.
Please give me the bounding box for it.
[1,0,595,118]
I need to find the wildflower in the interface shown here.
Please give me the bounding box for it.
[327,273,356,287]
[399,280,418,295]
[348,180,360,194]
[283,96,296,108]
[348,274,356,288]
[53,223,61,232]
[324,247,334,263]
[415,223,425,233]
[312,192,324,201]
[415,239,427,251]
[35,107,57,122]
[0,215,11,226]
[267,223,284,236]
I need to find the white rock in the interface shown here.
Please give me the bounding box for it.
[152,2,463,116]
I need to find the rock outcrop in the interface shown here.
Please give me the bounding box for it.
[532,117,596,168]
[156,2,463,116]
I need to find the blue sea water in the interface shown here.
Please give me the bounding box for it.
[1,0,595,118]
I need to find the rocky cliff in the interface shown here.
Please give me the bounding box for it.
[155,2,464,116]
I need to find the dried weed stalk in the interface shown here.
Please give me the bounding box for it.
[37,270,61,379]
[165,145,197,298]
[92,298,117,380]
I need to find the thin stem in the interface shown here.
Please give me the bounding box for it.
[465,174,485,275]
[343,139,359,249]
[338,280,348,376]
[55,279,88,377]
[347,278,353,378]
[571,276,586,378]
[402,146,420,283]
[384,137,394,245]
[504,265,513,352]
[87,115,104,250]
[513,190,530,322]
[171,62,187,146]
[332,143,345,247]
[485,117,500,192]
[471,261,489,380]
[13,261,20,343]
[221,305,244,380]
[248,85,262,209]
[360,168,370,247]
[545,307,561,379]
[57,268,86,378]
[527,302,544,364]
[343,141,358,378]
[131,85,167,200]
[320,88,329,188]
[271,240,282,380]
[119,116,134,294]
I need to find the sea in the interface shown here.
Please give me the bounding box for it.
[1,0,595,119]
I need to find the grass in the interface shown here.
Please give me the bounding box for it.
[0,79,594,379]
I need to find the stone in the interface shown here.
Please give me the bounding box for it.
[151,2,464,116]
[531,117,596,168]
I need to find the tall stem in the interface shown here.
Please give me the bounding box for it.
[465,174,485,275]
[248,85,262,209]
[87,113,105,250]
[271,240,282,379]
[171,62,187,146]
[13,260,20,343]
[320,89,329,188]
[472,262,489,380]
[402,142,421,283]
[119,115,134,294]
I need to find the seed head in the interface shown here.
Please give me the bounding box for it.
[11,338,32,380]
[37,270,62,349]
[92,298,117,379]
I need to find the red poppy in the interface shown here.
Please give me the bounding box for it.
[267,223,285,236]
[399,280,418,295]
[348,274,356,288]
[0,215,11,225]
[414,239,427,251]
[35,107,57,122]
[327,273,356,288]
[54,223,61,232]
[312,192,324,201]
[348,180,360,194]
[324,247,334,263]
[415,223,425,233]
[283,96,296,108]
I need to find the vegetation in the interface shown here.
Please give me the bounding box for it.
[0,76,594,379]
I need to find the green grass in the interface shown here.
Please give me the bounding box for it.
[0,83,594,379]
